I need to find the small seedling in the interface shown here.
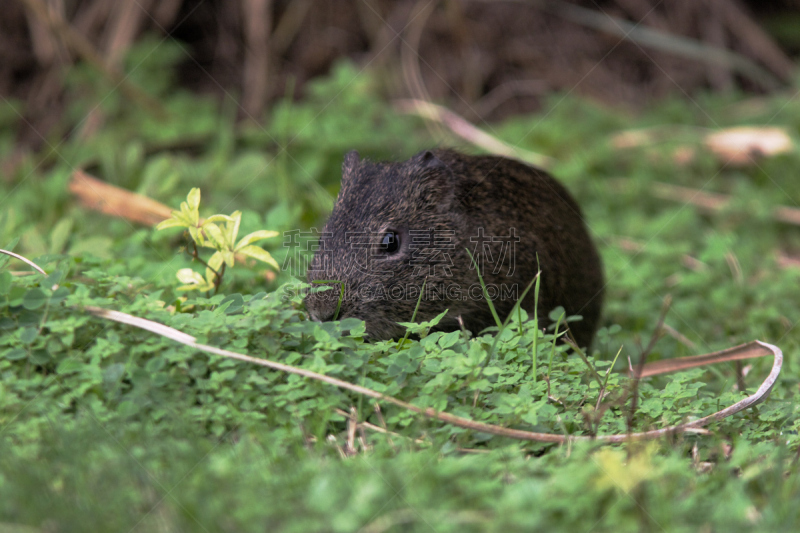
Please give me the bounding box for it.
[157,188,280,293]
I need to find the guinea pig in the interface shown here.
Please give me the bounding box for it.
[305,149,604,348]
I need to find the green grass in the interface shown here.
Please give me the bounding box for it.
[2,38,800,531]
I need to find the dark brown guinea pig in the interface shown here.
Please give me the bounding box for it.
[305,149,604,348]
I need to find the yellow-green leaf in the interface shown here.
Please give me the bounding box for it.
[186,188,201,211]
[207,251,225,273]
[220,211,242,249]
[204,256,222,288]
[156,217,187,231]
[237,245,279,270]
[235,230,280,250]
[230,211,242,240]
[593,443,658,494]
[188,226,202,246]
[177,281,214,292]
[176,268,205,285]
[179,201,198,225]
[205,214,234,224]
[202,223,227,250]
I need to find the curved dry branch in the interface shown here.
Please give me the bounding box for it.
[395,99,554,169]
[0,249,47,277]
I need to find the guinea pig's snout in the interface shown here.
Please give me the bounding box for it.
[307,306,335,323]
[304,290,339,323]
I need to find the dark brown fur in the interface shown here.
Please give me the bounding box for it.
[305,149,604,348]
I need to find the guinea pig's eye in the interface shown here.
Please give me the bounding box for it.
[380,231,401,254]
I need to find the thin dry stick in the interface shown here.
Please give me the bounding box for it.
[640,294,672,361]
[716,0,794,82]
[0,249,47,277]
[661,323,697,350]
[327,435,347,459]
[69,170,173,226]
[594,346,623,412]
[346,406,358,455]
[334,408,425,445]
[72,0,112,36]
[24,0,68,65]
[627,295,671,433]
[104,0,150,66]
[564,332,603,387]
[394,99,554,169]
[402,0,446,141]
[472,79,548,118]
[702,0,733,91]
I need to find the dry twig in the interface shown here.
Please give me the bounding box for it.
[395,99,554,169]
[69,170,173,226]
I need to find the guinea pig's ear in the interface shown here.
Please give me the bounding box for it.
[419,150,445,169]
[416,150,456,209]
[342,150,360,182]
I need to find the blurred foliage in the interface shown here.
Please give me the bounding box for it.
[2,37,800,532]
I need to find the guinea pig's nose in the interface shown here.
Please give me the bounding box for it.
[309,308,336,323]
[305,293,338,323]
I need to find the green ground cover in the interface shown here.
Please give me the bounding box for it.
[2,39,800,532]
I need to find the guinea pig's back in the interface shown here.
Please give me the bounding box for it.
[438,150,604,347]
